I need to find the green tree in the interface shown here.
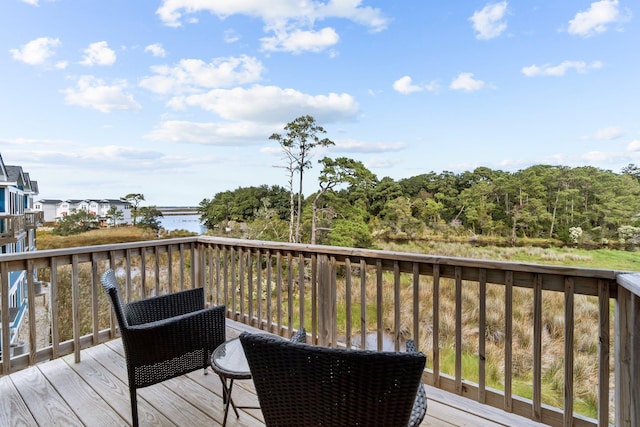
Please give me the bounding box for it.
[244,198,289,241]
[327,218,373,248]
[106,205,124,226]
[136,206,163,231]
[379,196,424,238]
[311,157,373,244]
[369,177,403,217]
[270,115,335,243]
[52,209,100,236]
[120,193,144,226]
[622,163,640,184]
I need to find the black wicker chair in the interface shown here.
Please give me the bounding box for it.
[101,269,226,427]
[240,332,427,427]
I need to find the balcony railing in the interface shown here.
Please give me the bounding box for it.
[0,214,25,244]
[0,236,637,426]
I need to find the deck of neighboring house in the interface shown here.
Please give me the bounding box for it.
[1,320,546,427]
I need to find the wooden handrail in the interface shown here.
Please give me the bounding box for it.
[0,236,634,426]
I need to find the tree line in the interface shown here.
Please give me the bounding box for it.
[198,117,640,248]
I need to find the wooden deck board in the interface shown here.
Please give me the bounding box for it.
[0,320,550,426]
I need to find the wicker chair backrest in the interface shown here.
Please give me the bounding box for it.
[101,269,129,330]
[240,332,426,427]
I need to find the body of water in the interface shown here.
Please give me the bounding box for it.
[159,213,206,234]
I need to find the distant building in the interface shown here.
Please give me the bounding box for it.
[34,199,133,225]
[0,152,42,351]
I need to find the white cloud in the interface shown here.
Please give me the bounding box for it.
[155,0,387,53]
[20,0,39,5]
[521,60,603,77]
[62,75,141,113]
[392,76,438,95]
[393,76,421,94]
[627,140,640,152]
[10,37,61,65]
[365,156,401,169]
[450,72,486,92]
[224,30,240,43]
[80,41,116,66]
[594,126,622,140]
[171,85,359,124]
[144,43,167,57]
[469,1,508,40]
[145,120,277,145]
[567,0,624,37]
[140,55,264,95]
[260,27,340,53]
[156,0,388,30]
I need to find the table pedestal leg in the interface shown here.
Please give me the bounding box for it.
[219,375,240,427]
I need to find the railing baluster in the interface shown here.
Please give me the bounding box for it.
[433,263,441,387]
[317,255,330,346]
[394,261,401,352]
[345,257,352,349]
[1,261,9,374]
[455,266,462,394]
[266,250,272,333]
[190,243,196,288]
[287,252,293,335]
[223,247,229,316]
[154,246,160,296]
[359,259,366,350]
[71,254,80,363]
[276,251,282,333]
[125,249,132,302]
[564,277,575,427]
[412,263,420,350]
[533,274,543,421]
[247,249,253,324]
[168,244,174,293]
[179,243,185,292]
[598,279,610,427]
[376,259,383,351]
[140,247,147,298]
[478,268,487,404]
[504,270,513,412]
[231,247,237,318]
[51,257,60,359]
[616,285,632,426]
[298,253,305,333]
[90,255,99,346]
[330,256,337,347]
[238,247,244,320]
[311,254,318,343]
[26,260,37,365]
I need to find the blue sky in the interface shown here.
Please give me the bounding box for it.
[1,0,638,206]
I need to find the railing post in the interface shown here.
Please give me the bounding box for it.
[1,262,10,374]
[615,273,640,427]
[317,255,334,347]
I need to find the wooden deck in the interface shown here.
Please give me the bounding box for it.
[0,321,547,427]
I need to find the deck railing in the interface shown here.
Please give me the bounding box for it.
[0,214,25,243]
[0,236,637,426]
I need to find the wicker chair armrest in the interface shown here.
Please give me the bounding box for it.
[123,304,225,367]
[125,287,205,325]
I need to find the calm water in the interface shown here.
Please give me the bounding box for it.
[159,214,205,234]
